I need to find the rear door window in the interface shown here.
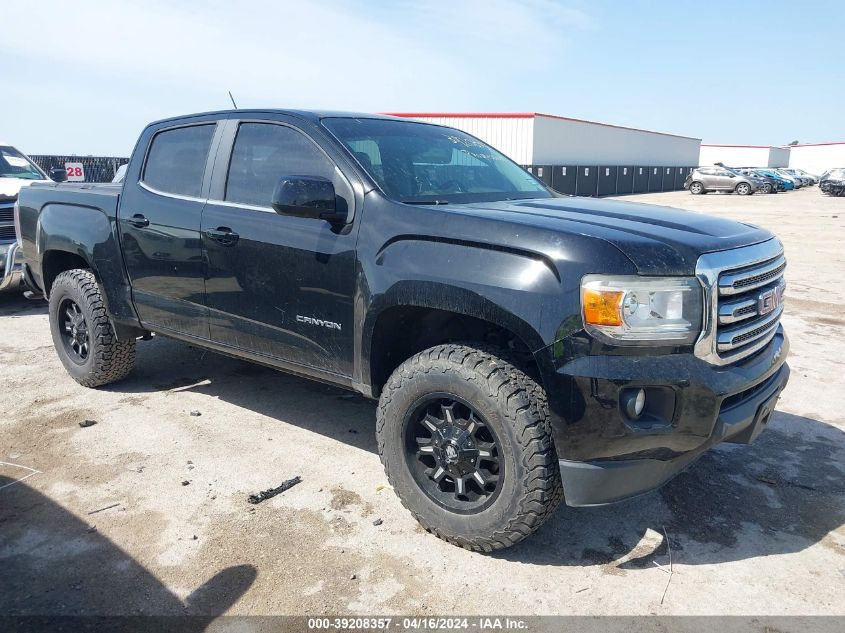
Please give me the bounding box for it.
[143,124,215,197]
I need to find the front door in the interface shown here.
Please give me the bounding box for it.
[201,119,359,376]
[118,121,219,338]
[712,169,737,191]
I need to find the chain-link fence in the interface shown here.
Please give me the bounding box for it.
[29,155,130,183]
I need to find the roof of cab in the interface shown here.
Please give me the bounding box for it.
[147,109,401,127]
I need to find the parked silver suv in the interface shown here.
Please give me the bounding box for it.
[684,166,759,195]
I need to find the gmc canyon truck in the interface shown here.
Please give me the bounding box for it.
[11,110,790,551]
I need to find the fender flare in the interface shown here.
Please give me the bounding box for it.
[37,203,143,336]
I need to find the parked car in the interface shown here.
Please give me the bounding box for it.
[0,142,66,291]
[734,168,779,193]
[12,110,790,551]
[684,166,760,195]
[786,168,818,185]
[819,168,845,196]
[784,169,812,187]
[754,168,795,191]
[773,169,803,188]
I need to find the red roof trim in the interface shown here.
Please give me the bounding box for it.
[788,141,845,147]
[384,112,701,141]
[702,141,845,148]
[384,112,534,119]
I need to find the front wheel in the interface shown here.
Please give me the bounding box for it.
[735,182,752,196]
[376,344,563,552]
[48,269,136,387]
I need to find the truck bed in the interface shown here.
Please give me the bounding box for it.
[21,181,122,217]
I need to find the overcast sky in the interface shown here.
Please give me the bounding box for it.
[3,0,843,156]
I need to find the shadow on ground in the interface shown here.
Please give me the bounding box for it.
[497,411,845,568]
[0,293,47,317]
[106,334,379,454]
[0,475,256,619]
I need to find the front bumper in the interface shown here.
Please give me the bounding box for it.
[544,327,790,506]
[0,241,23,292]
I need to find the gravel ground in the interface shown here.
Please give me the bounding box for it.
[0,187,843,619]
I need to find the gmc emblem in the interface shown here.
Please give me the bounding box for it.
[758,283,785,316]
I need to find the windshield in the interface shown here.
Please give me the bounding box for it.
[322,118,551,204]
[0,146,46,180]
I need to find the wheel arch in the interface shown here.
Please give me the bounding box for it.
[41,249,95,298]
[363,288,548,397]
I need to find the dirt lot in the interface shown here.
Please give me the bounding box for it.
[1,187,843,619]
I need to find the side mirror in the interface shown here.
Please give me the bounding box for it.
[49,168,68,183]
[271,176,346,223]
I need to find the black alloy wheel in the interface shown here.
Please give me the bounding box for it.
[404,394,502,514]
[59,298,90,363]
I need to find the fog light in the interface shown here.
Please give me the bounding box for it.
[622,388,646,419]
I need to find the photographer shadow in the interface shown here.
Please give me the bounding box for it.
[0,474,256,623]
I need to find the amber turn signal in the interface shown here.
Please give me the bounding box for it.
[583,288,624,326]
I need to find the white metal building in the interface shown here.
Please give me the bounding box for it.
[698,144,790,168]
[386,112,701,166]
[788,142,845,175]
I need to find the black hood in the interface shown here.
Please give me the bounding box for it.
[451,196,773,275]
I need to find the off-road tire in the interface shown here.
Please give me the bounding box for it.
[689,181,705,195]
[48,269,136,387]
[376,344,564,552]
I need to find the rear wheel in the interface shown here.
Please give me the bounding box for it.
[761,183,773,194]
[689,181,705,195]
[48,269,136,387]
[376,344,563,551]
[735,182,752,196]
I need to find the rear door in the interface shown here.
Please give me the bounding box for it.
[118,119,222,338]
[200,115,360,377]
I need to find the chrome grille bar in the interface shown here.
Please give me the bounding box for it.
[718,297,758,324]
[717,304,784,351]
[718,255,786,295]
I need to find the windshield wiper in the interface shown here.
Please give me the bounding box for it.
[403,199,449,205]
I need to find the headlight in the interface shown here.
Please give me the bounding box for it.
[581,275,703,345]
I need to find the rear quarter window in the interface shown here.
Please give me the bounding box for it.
[142,124,215,197]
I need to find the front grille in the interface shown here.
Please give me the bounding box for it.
[0,225,16,240]
[715,250,786,361]
[0,206,14,223]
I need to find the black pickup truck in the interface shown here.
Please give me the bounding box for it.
[13,110,790,551]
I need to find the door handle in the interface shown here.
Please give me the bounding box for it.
[205,227,239,246]
[127,214,149,228]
